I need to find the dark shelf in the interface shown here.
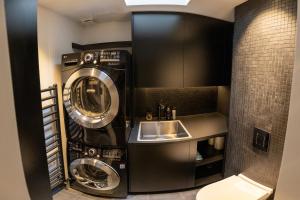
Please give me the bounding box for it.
[194,132,227,142]
[72,41,132,51]
[195,173,223,187]
[197,142,224,159]
[196,154,224,167]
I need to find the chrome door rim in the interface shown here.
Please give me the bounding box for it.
[70,158,120,191]
[63,68,119,129]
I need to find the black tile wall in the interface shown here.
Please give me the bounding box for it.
[225,0,297,189]
[134,87,218,118]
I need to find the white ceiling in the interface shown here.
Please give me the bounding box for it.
[38,0,247,23]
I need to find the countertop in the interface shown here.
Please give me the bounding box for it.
[128,112,228,144]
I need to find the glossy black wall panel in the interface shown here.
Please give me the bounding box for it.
[133,13,184,87]
[5,0,52,199]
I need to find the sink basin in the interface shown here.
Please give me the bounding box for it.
[137,120,192,142]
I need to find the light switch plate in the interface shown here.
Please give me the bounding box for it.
[253,128,270,152]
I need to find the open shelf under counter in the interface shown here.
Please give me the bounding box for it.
[197,140,225,161]
[195,173,224,187]
[196,154,224,167]
[193,135,227,188]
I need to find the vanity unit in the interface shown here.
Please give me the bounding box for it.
[128,113,228,193]
[130,14,231,192]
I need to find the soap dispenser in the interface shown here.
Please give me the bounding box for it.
[158,102,166,120]
[166,106,172,120]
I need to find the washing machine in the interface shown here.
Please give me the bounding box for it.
[68,141,128,198]
[61,50,131,147]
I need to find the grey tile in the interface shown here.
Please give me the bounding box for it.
[53,189,80,200]
[126,194,150,200]
[179,189,199,200]
[79,193,119,200]
[149,192,184,200]
[78,194,109,200]
[225,0,297,190]
[54,189,196,200]
[68,188,85,195]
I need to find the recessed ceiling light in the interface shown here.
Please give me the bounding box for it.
[124,0,191,6]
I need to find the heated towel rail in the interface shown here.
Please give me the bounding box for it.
[41,84,65,193]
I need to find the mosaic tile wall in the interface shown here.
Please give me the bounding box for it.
[225,0,297,189]
[135,87,218,117]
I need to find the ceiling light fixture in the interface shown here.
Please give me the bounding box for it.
[124,0,191,6]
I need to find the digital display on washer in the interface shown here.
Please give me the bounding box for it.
[102,149,122,159]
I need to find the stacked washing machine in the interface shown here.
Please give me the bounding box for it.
[61,50,131,198]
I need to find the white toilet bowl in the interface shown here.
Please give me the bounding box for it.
[196,174,273,200]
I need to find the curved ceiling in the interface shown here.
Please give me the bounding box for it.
[38,0,247,23]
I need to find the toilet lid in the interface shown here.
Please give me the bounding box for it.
[196,176,271,200]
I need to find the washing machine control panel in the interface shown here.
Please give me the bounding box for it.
[102,149,122,159]
[88,148,97,157]
[99,50,126,66]
[69,142,126,161]
[69,142,83,152]
[84,53,94,63]
[81,52,99,65]
[100,50,120,60]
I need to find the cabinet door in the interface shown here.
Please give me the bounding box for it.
[183,14,233,86]
[220,24,234,85]
[129,141,195,192]
[133,13,184,88]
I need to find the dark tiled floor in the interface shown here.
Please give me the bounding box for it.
[53,188,199,200]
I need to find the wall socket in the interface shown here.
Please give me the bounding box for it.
[253,128,270,152]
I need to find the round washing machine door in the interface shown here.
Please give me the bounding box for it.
[70,158,120,191]
[63,68,119,129]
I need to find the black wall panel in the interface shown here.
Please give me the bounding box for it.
[183,14,233,86]
[5,0,52,199]
[133,13,185,88]
[132,12,233,88]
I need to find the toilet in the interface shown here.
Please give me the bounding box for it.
[196,174,273,200]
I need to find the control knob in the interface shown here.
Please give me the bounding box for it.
[88,148,97,157]
[84,53,94,63]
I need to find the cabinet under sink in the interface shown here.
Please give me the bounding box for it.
[128,113,228,193]
[128,140,194,192]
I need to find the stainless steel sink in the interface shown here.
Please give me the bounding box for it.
[137,120,192,142]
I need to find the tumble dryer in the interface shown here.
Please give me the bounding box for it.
[61,50,131,147]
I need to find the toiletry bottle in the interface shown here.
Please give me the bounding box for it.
[172,107,176,120]
[166,106,172,120]
[158,102,165,120]
[208,138,215,146]
[214,137,225,150]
